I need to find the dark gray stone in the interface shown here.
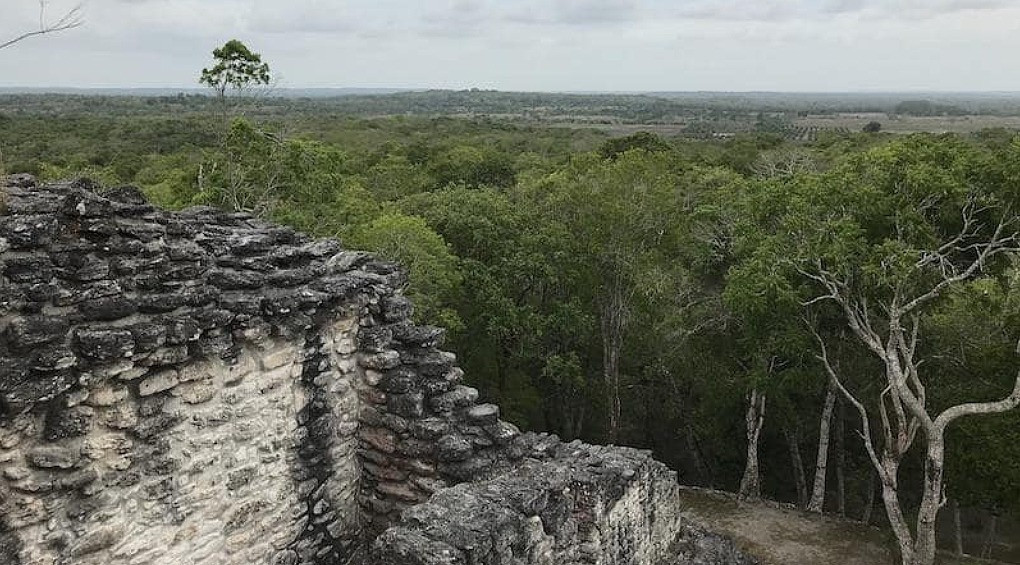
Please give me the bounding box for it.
[44,405,93,440]
[435,435,473,463]
[429,386,479,413]
[75,328,134,360]
[7,316,69,349]
[387,392,424,419]
[465,404,499,425]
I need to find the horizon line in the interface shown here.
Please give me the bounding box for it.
[5,86,1020,95]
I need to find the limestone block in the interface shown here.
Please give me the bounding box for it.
[359,350,401,371]
[139,369,179,396]
[359,427,397,454]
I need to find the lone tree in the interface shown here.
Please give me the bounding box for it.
[199,39,271,104]
[863,121,882,133]
[1,1,83,51]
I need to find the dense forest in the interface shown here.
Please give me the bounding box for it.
[2,91,1019,563]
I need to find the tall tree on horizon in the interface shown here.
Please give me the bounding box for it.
[199,39,272,108]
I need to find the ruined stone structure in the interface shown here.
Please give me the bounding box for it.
[0,175,754,565]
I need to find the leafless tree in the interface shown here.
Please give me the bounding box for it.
[751,148,819,180]
[1,1,84,51]
[803,199,1020,565]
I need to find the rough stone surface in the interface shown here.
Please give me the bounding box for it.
[0,177,753,565]
[369,438,757,565]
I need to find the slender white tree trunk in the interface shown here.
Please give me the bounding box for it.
[600,276,626,444]
[835,400,846,517]
[808,382,837,512]
[784,426,808,507]
[862,470,876,525]
[909,440,946,565]
[738,388,766,500]
[876,455,915,565]
[981,512,998,559]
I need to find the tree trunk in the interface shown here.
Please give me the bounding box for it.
[910,441,946,565]
[784,425,808,507]
[877,456,915,565]
[808,382,837,513]
[738,388,766,500]
[981,512,998,559]
[835,399,846,517]
[951,498,964,556]
[685,422,712,488]
[600,279,626,444]
[862,470,876,525]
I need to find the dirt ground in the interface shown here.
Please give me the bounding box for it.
[678,488,1009,565]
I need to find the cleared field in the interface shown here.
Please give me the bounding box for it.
[679,488,1015,565]
[795,113,1020,134]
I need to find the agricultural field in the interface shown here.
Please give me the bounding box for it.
[793,112,1020,135]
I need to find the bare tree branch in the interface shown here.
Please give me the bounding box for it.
[934,339,1020,432]
[903,210,1020,315]
[0,2,84,51]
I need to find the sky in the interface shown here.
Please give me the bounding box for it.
[1,0,1020,92]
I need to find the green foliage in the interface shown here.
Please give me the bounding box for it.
[5,94,1020,523]
[428,145,515,189]
[598,131,672,160]
[347,213,463,331]
[362,155,433,201]
[731,135,1008,306]
[728,133,1020,517]
[928,266,1020,511]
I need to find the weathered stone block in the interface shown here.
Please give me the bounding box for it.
[381,296,414,322]
[360,350,401,370]
[465,403,499,425]
[79,294,137,321]
[29,445,82,469]
[138,369,179,396]
[7,315,69,349]
[387,392,424,419]
[429,386,479,413]
[44,405,93,440]
[360,427,397,454]
[435,434,473,462]
[76,328,134,360]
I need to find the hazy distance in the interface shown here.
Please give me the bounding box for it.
[2,0,1020,92]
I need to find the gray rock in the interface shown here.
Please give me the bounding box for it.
[29,445,82,469]
[465,404,499,425]
[430,386,479,413]
[76,328,134,360]
[435,434,473,462]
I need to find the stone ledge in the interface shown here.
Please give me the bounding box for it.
[369,438,689,565]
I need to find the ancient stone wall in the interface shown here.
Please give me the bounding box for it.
[367,437,758,565]
[0,176,752,565]
[370,438,684,565]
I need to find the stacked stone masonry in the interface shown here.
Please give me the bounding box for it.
[0,175,753,565]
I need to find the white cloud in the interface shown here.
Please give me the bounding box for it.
[1,0,1020,90]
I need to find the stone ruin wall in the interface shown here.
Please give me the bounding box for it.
[0,175,753,565]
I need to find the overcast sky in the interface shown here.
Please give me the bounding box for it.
[1,0,1019,91]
